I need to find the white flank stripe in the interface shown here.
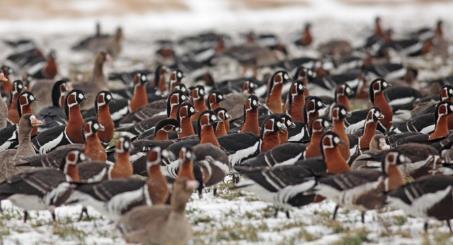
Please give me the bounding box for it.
[111,106,129,121]
[40,132,64,154]
[389,97,414,106]
[420,124,435,134]
[228,141,260,167]
[389,186,452,218]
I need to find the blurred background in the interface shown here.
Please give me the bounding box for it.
[0,0,452,34]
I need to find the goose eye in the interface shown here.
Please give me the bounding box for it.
[334,137,340,144]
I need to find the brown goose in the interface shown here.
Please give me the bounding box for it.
[0,93,7,129]
[74,51,110,110]
[117,177,197,245]
[0,114,43,182]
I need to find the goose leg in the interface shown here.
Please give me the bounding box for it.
[332,205,340,220]
[424,221,429,233]
[213,187,218,197]
[50,210,56,222]
[447,220,452,233]
[286,210,291,219]
[78,206,89,221]
[233,174,240,184]
[23,211,29,223]
[361,212,366,224]
[274,208,279,218]
[0,201,2,213]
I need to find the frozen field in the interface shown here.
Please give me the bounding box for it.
[1,0,453,244]
[1,182,452,244]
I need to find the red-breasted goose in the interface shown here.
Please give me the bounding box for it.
[63,146,167,221]
[92,91,115,143]
[239,95,260,136]
[387,175,453,232]
[331,104,351,160]
[83,119,107,162]
[37,79,70,131]
[214,107,231,137]
[207,90,224,111]
[0,150,85,222]
[32,90,86,154]
[129,73,149,113]
[266,70,291,113]
[177,102,196,139]
[109,136,133,179]
[118,90,188,128]
[315,150,410,222]
[234,132,349,215]
[286,80,306,123]
[304,118,330,159]
[7,80,25,124]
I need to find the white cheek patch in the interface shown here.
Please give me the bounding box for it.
[78,93,84,100]
[252,100,257,106]
[298,84,303,90]
[218,95,223,100]
[283,74,289,80]
[181,95,187,101]
[106,94,112,100]
[93,124,99,130]
[317,101,322,107]
[190,107,195,113]
[124,141,130,149]
[80,153,86,161]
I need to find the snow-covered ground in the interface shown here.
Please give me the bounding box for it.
[1,0,453,244]
[1,183,452,244]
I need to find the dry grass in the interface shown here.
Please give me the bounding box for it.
[0,0,188,20]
